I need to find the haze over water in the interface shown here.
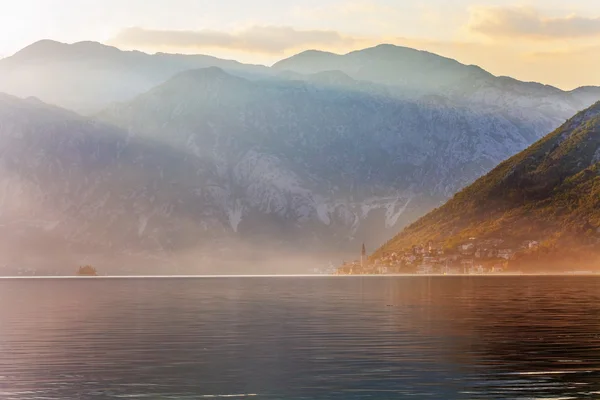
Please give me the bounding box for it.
[1,277,599,399]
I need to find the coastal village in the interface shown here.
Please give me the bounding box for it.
[336,238,544,275]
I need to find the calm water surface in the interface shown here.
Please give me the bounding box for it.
[0,277,599,399]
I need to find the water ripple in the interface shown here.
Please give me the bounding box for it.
[0,277,599,399]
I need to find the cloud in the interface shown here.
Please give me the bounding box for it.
[467,6,600,40]
[110,26,360,55]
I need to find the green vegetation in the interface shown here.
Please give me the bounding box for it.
[374,102,600,271]
[76,265,98,276]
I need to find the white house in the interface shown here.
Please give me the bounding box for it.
[498,249,515,260]
[459,243,475,251]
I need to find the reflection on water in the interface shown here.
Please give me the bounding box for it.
[0,277,599,399]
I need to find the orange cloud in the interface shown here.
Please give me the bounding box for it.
[467,6,600,40]
[111,26,362,55]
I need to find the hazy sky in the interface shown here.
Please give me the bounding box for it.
[1,0,600,89]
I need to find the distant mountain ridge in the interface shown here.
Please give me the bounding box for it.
[273,45,491,90]
[0,40,599,115]
[0,40,270,113]
[373,102,600,271]
[273,44,600,124]
[273,44,586,95]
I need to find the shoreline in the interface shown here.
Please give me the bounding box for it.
[0,273,598,279]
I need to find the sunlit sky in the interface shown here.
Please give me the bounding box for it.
[1,0,600,89]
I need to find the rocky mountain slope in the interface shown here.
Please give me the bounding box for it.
[0,90,421,273]
[0,93,248,274]
[373,102,600,271]
[0,40,268,113]
[98,68,570,254]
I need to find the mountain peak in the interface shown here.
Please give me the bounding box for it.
[11,39,68,58]
[355,43,415,54]
[142,67,248,99]
[71,40,121,52]
[348,43,487,74]
[290,49,338,58]
[10,40,125,62]
[272,49,340,72]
